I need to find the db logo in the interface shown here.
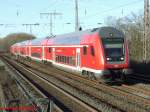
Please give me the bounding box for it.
[114,65,119,68]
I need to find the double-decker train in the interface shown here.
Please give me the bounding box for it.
[10,27,131,82]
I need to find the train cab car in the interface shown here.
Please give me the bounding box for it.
[97,27,130,81]
[78,27,130,82]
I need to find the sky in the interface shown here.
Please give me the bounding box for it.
[0,0,144,38]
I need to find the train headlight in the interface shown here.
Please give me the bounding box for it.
[120,57,124,60]
[107,57,111,61]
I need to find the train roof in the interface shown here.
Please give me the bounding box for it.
[98,27,124,38]
[31,38,46,45]
[12,40,31,47]
[19,40,30,45]
[47,26,124,45]
[12,26,124,47]
[12,42,21,46]
[50,30,91,45]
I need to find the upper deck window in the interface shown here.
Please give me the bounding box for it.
[83,46,87,55]
[91,46,95,56]
[49,48,51,53]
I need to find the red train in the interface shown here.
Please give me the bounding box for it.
[10,27,131,82]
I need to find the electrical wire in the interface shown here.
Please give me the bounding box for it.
[81,0,142,20]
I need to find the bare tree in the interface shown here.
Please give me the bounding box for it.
[2,33,36,52]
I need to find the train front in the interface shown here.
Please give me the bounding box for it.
[99,27,131,82]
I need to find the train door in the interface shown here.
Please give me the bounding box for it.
[76,48,81,70]
[52,48,55,62]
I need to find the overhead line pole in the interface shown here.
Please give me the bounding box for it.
[22,23,39,34]
[75,0,79,31]
[40,12,62,36]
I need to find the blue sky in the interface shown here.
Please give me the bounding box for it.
[0,0,144,38]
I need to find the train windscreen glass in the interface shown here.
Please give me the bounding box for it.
[105,48,123,57]
[102,38,125,62]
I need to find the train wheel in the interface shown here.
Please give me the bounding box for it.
[42,60,44,63]
[82,70,86,77]
[44,61,47,64]
[88,72,92,80]
[86,71,89,78]
[89,72,96,80]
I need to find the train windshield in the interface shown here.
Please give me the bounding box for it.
[102,38,125,61]
[105,47,123,57]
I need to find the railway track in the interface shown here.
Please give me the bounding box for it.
[131,83,150,92]
[3,54,150,112]
[129,73,150,82]
[125,73,150,96]
[1,57,65,112]
[26,59,149,110]
[2,56,99,112]
[0,63,25,111]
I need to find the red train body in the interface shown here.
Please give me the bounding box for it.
[10,27,131,82]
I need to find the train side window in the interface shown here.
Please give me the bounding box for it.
[49,48,51,53]
[59,56,62,62]
[65,56,67,63]
[60,56,62,62]
[83,46,87,55]
[68,57,71,64]
[91,46,95,56]
[72,57,75,65]
[67,57,69,64]
[64,56,65,63]
[58,56,60,62]
[62,56,64,63]
[61,56,63,62]
[64,56,66,63]
[57,55,59,62]
[66,56,67,63]
[55,55,57,61]
[69,57,72,65]
[57,56,59,62]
